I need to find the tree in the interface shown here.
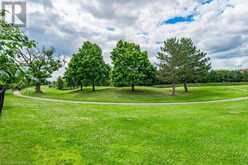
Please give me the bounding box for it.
[64,54,80,89]
[179,38,211,92]
[0,10,35,111]
[157,38,182,95]
[57,76,64,90]
[19,47,61,93]
[65,41,109,91]
[157,37,211,95]
[111,40,156,91]
[0,11,35,87]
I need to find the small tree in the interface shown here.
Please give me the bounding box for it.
[111,40,155,91]
[57,76,64,90]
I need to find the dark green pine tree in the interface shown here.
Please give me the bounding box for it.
[157,38,182,96]
[179,38,211,92]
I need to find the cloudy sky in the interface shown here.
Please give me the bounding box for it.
[3,0,248,73]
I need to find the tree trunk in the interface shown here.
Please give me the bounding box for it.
[92,80,95,91]
[80,83,83,91]
[0,88,5,114]
[35,83,41,93]
[183,80,189,93]
[171,82,176,96]
[131,84,135,92]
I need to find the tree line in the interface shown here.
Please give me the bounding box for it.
[1,8,248,98]
[63,38,211,95]
[204,70,248,83]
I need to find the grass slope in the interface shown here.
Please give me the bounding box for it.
[23,85,248,103]
[1,94,248,164]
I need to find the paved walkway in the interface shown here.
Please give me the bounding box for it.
[13,91,248,106]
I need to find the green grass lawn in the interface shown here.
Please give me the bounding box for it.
[1,86,248,164]
[23,84,248,103]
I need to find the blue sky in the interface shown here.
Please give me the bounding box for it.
[1,0,248,78]
[162,15,194,24]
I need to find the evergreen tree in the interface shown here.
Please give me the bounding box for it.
[180,38,211,92]
[157,38,182,95]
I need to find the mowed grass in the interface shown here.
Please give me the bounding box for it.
[1,93,248,164]
[23,84,248,103]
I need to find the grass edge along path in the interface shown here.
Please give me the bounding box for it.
[14,90,248,106]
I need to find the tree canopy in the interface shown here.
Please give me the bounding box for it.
[157,37,211,95]
[65,41,109,91]
[0,11,35,88]
[157,38,182,95]
[179,38,211,92]
[64,54,80,89]
[111,40,156,91]
[18,47,61,93]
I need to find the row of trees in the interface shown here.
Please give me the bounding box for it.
[2,9,246,97]
[64,38,211,95]
[64,41,156,92]
[205,70,248,83]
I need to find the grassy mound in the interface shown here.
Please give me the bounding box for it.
[22,85,248,103]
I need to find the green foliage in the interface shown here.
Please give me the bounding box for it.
[178,38,211,92]
[57,76,64,90]
[64,53,80,89]
[0,10,36,88]
[179,38,211,89]
[111,40,156,91]
[65,41,109,91]
[157,38,182,95]
[157,38,181,83]
[157,37,211,95]
[206,70,248,82]
[17,47,61,93]
[11,69,30,90]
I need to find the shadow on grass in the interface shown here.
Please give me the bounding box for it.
[51,86,223,98]
[68,87,115,94]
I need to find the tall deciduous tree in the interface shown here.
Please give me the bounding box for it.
[65,41,109,91]
[111,40,156,91]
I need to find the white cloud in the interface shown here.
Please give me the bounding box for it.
[10,0,248,74]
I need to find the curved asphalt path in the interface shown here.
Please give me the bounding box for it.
[13,91,248,106]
